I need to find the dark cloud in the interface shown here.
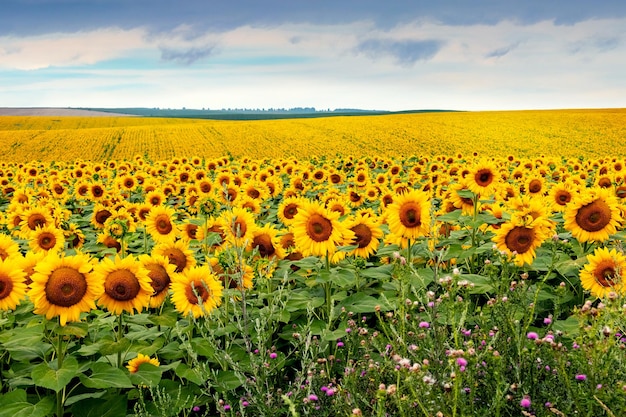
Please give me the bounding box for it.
[485,42,520,58]
[2,0,626,37]
[159,45,216,65]
[356,39,443,66]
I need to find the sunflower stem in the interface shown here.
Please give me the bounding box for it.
[117,313,124,368]
[325,254,332,327]
[56,318,66,417]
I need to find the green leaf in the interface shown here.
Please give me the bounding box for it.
[98,337,131,355]
[148,309,179,327]
[552,315,580,338]
[0,395,54,417]
[129,363,163,387]
[462,274,495,294]
[336,292,393,313]
[215,370,245,392]
[330,268,356,288]
[359,264,394,281]
[69,394,127,417]
[175,363,204,386]
[52,322,89,338]
[31,356,79,392]
[79,363,133,389]
[285,290,325,312]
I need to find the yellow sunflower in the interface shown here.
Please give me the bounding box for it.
[94,255,153,315]
[580,247,626,297]
[563,188,622,243]
[492,219,547,267]
[153,239,196,273]
[0,234,20,261]
[207,254,254,290]
[28,224,66,254]
[170,265,223,318]
[344,215,384,259]
[19,206,54,237]
[0,258,27,311]
[91,203,113,229]
[291,200,354,258]
[29,252,103,326]
[144,189,167,207]
[145,205,180,243]
[547,181,579,212]
[139,254,177,308]
[219,206,257,247]
[277,197,304,226]
[385,189,431,241]
[467,160,500,197]
[126,353,160,373]
[248,223,286,261]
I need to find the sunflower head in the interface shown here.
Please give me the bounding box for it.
[580,247,626,297]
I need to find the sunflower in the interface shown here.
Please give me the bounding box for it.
[277,197,304,226]
[547,181,579,212]
[19,206,54,237]
[94,255,153,315]
[492,219,547,267]
[291,200,354,258]
[564,188,622,243]
[248,223,286,261]
[89,182,108,202]
[145,205,180,243]
[139,254,176,308]
[28,224,65,254]
[467,160,499,197]
[0,234,20,261]
[91,203,113,229]
[580,247,626,297]
[523,175,546,196]
[219,206,257,246]
[325,197,351,217]
[0,258,27,311]
[446,181,477,215]
[29,252,102,326]
[170,265,223,318]
[153,239,196,273]
[207,254,254,290]
[126,353,160,373]
[344,215,384,259]
[385,189,431,241]
[144,189,167,207]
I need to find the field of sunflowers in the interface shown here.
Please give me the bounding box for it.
[0,109,625,416]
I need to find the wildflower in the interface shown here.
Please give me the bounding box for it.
[269,352,278,359]
[575,374,587,381]
[527,332,539,340]
[543,316,552,325]
[419,321,430,328]
[520,396,531,408]
[337,341,345,347]
[308,394,318,402]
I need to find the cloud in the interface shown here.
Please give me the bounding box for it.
[355,38,444,66]
[485,42,520,58]
[159,45,217,65]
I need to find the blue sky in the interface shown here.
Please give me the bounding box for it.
[1,0,625,111]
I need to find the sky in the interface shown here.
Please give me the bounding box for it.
[1,0,626,111]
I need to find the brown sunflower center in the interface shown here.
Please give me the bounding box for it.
[145,263,170,294]
[95,209,112,225]
[104,269,140,301]
[474,169,493,187]
[306,214,333,242]
[252,234,275,257]
[616,185,626,199]
[155,214,173,234]
[593,259,619,288]
[598,177,612,188]
[28,213,47,230]
[185,282,209,305]
[0,274,14,300]
[45,267,88,307]
[351,224,373,248]
[504,226,534,254]
[555,190,572,205]
[330,174,341,184]
[575,199,612,232]
[165,248,188,272]
[231,217,248,237]
[528,180,543,194]
[284,204,298,219]
[92,186,104,197]
[38,232,57,250]
[0,249,8,261]
[248,189,260,199]
[399,203,422,228]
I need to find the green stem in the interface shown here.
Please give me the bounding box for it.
[325,254,332,327]
[56,320,65,417]
[117,313,124,368]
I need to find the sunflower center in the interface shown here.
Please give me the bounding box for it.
[185,282,209,305]
[528,180,542,194]
[252,234,275,257]
[475,169,493,187]
[556,190,571,205]
[155,214,173,234]
[95,209,112,225]
[575,199,612,232]
[0,275,13,300]
[351,224,373,248]
[45,267,88,307]
[92,186,104,197]
[593,260,619,288]
[28,213,47,230]
[504,226,534,254]
[284,204,298,219]
[248,189,260,199]
[306,214,333,242]
[104,269,141,301]
[145,263,170,294]
[38,232,56,250]
[165,248,188,272]
[399,203,422,228]
[0,249,8,261]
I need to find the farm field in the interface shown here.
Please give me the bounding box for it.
[1,108,626,162]
[0,108,625,416]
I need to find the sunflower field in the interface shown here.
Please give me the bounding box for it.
[0,110,626,416]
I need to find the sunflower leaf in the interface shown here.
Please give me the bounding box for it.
[31,356,79,392]
[79,363,133,389]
